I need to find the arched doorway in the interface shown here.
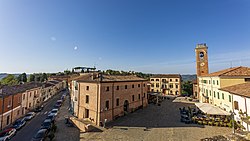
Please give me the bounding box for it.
[124,100,129,112]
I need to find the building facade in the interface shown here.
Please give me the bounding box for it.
[150,74,181,95]
[198,67,250,112]
[71,72,148,126]
[220,83,250,131]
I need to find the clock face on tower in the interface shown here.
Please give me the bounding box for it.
[199,52,204,59]
[200,62,205,66]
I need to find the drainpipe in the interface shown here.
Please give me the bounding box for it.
[96,83,99,125]
[141,81,143,108]
[1,95,4,130]
[77,82,80,118]
[112,82,114,120]
[244,97,249,131]
[10,94,14,124]
[231,93,235,134]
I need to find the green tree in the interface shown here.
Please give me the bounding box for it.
[35,75,41,82]
[17,73,27,83]
[29,74,35,82]
[182,81,193,96]
[41,73,48,82]
[0,74,18,85]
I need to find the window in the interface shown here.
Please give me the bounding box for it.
[214,91,216,98]
[151,79,154,81]
[170,79,172,82]
[138,84,140,87]
[162,79,166,82]
[217,92,220,99]
[156,83,159,88]
[29,103,31,108]
[17,110,20,115]
[30,92,32,97]
[86,86,89,91]
[151,84,154,87]
[143,84,146,87]
[125,85,127,89]
[222,93,224,99]
[138,94,140,100]
[116,86,119,90]
[23,94,25,100]
[132,95,135,101]
[206,89,208,96]
[229,95,232,102]
[244,78,250,82]
[86,95,89,104]
[169,84,173,88]
[176,85,178,89]
[209,90,211,96]
[151,89,154,92]
[132,84,134,88]
[116,98,119,106]
[106,86,109,91]
[156,79,159,81]
[217,80,219,85]
[213,80,215,85]
[105,100,109,110]
[144,93,145,98]
[209,80,211,84]
[234,101,239,110]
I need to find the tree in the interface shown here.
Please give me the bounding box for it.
[17,73,27,83]
[29,74,35,82]
[41,73,48,82]
[0,74,18,85]
[35,75,41,82]
[182,81,193,96]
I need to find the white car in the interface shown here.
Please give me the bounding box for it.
[23,112,36,121]
[48,109,58,116]
[0,128,16,141]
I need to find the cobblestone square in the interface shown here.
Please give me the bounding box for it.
[81,98,231,141]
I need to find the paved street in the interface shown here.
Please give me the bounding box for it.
[11,91,65,141]
[81,98,231,141]
[54,93,80,141]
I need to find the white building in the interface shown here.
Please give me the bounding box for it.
[220,83,250,131]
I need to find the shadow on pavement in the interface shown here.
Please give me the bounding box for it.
[106,99,205,129]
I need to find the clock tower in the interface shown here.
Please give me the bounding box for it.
[195,43,209,76]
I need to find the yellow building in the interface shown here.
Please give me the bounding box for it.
[150,74,181,95]
[198,66,250,112]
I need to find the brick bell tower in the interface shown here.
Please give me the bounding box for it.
[195,43,209,76]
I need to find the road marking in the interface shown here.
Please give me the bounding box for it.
[44,111,47,114]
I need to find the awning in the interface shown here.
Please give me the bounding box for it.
[195,103,231,116]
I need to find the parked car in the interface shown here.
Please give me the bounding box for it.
[0,128,16,141]
[53,104,60,109]
[12,118,26,130]
[40,119,53,131]
[56,100,63,106]
[48,109,58,116]
[34,105,44,113]
[46,114,56,123]
[23,112,36,121]
[31,129,48,141]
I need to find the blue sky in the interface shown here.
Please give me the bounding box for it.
[0,0,250,74]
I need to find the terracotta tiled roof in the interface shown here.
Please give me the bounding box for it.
[202,66,250,77]
[48,80,60,85]
[75,73,146,82]
[0,82,43,97]
[151,74,181,78]
[219,83,250,98]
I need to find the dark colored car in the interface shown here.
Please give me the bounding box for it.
[46,114,56,123]
[34,105,44,113]
[53,104,60,109]
[40,119,52,131]
[12,118,26,130]
[31,129,48,141]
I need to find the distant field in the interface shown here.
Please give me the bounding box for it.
[0,74,20,80]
